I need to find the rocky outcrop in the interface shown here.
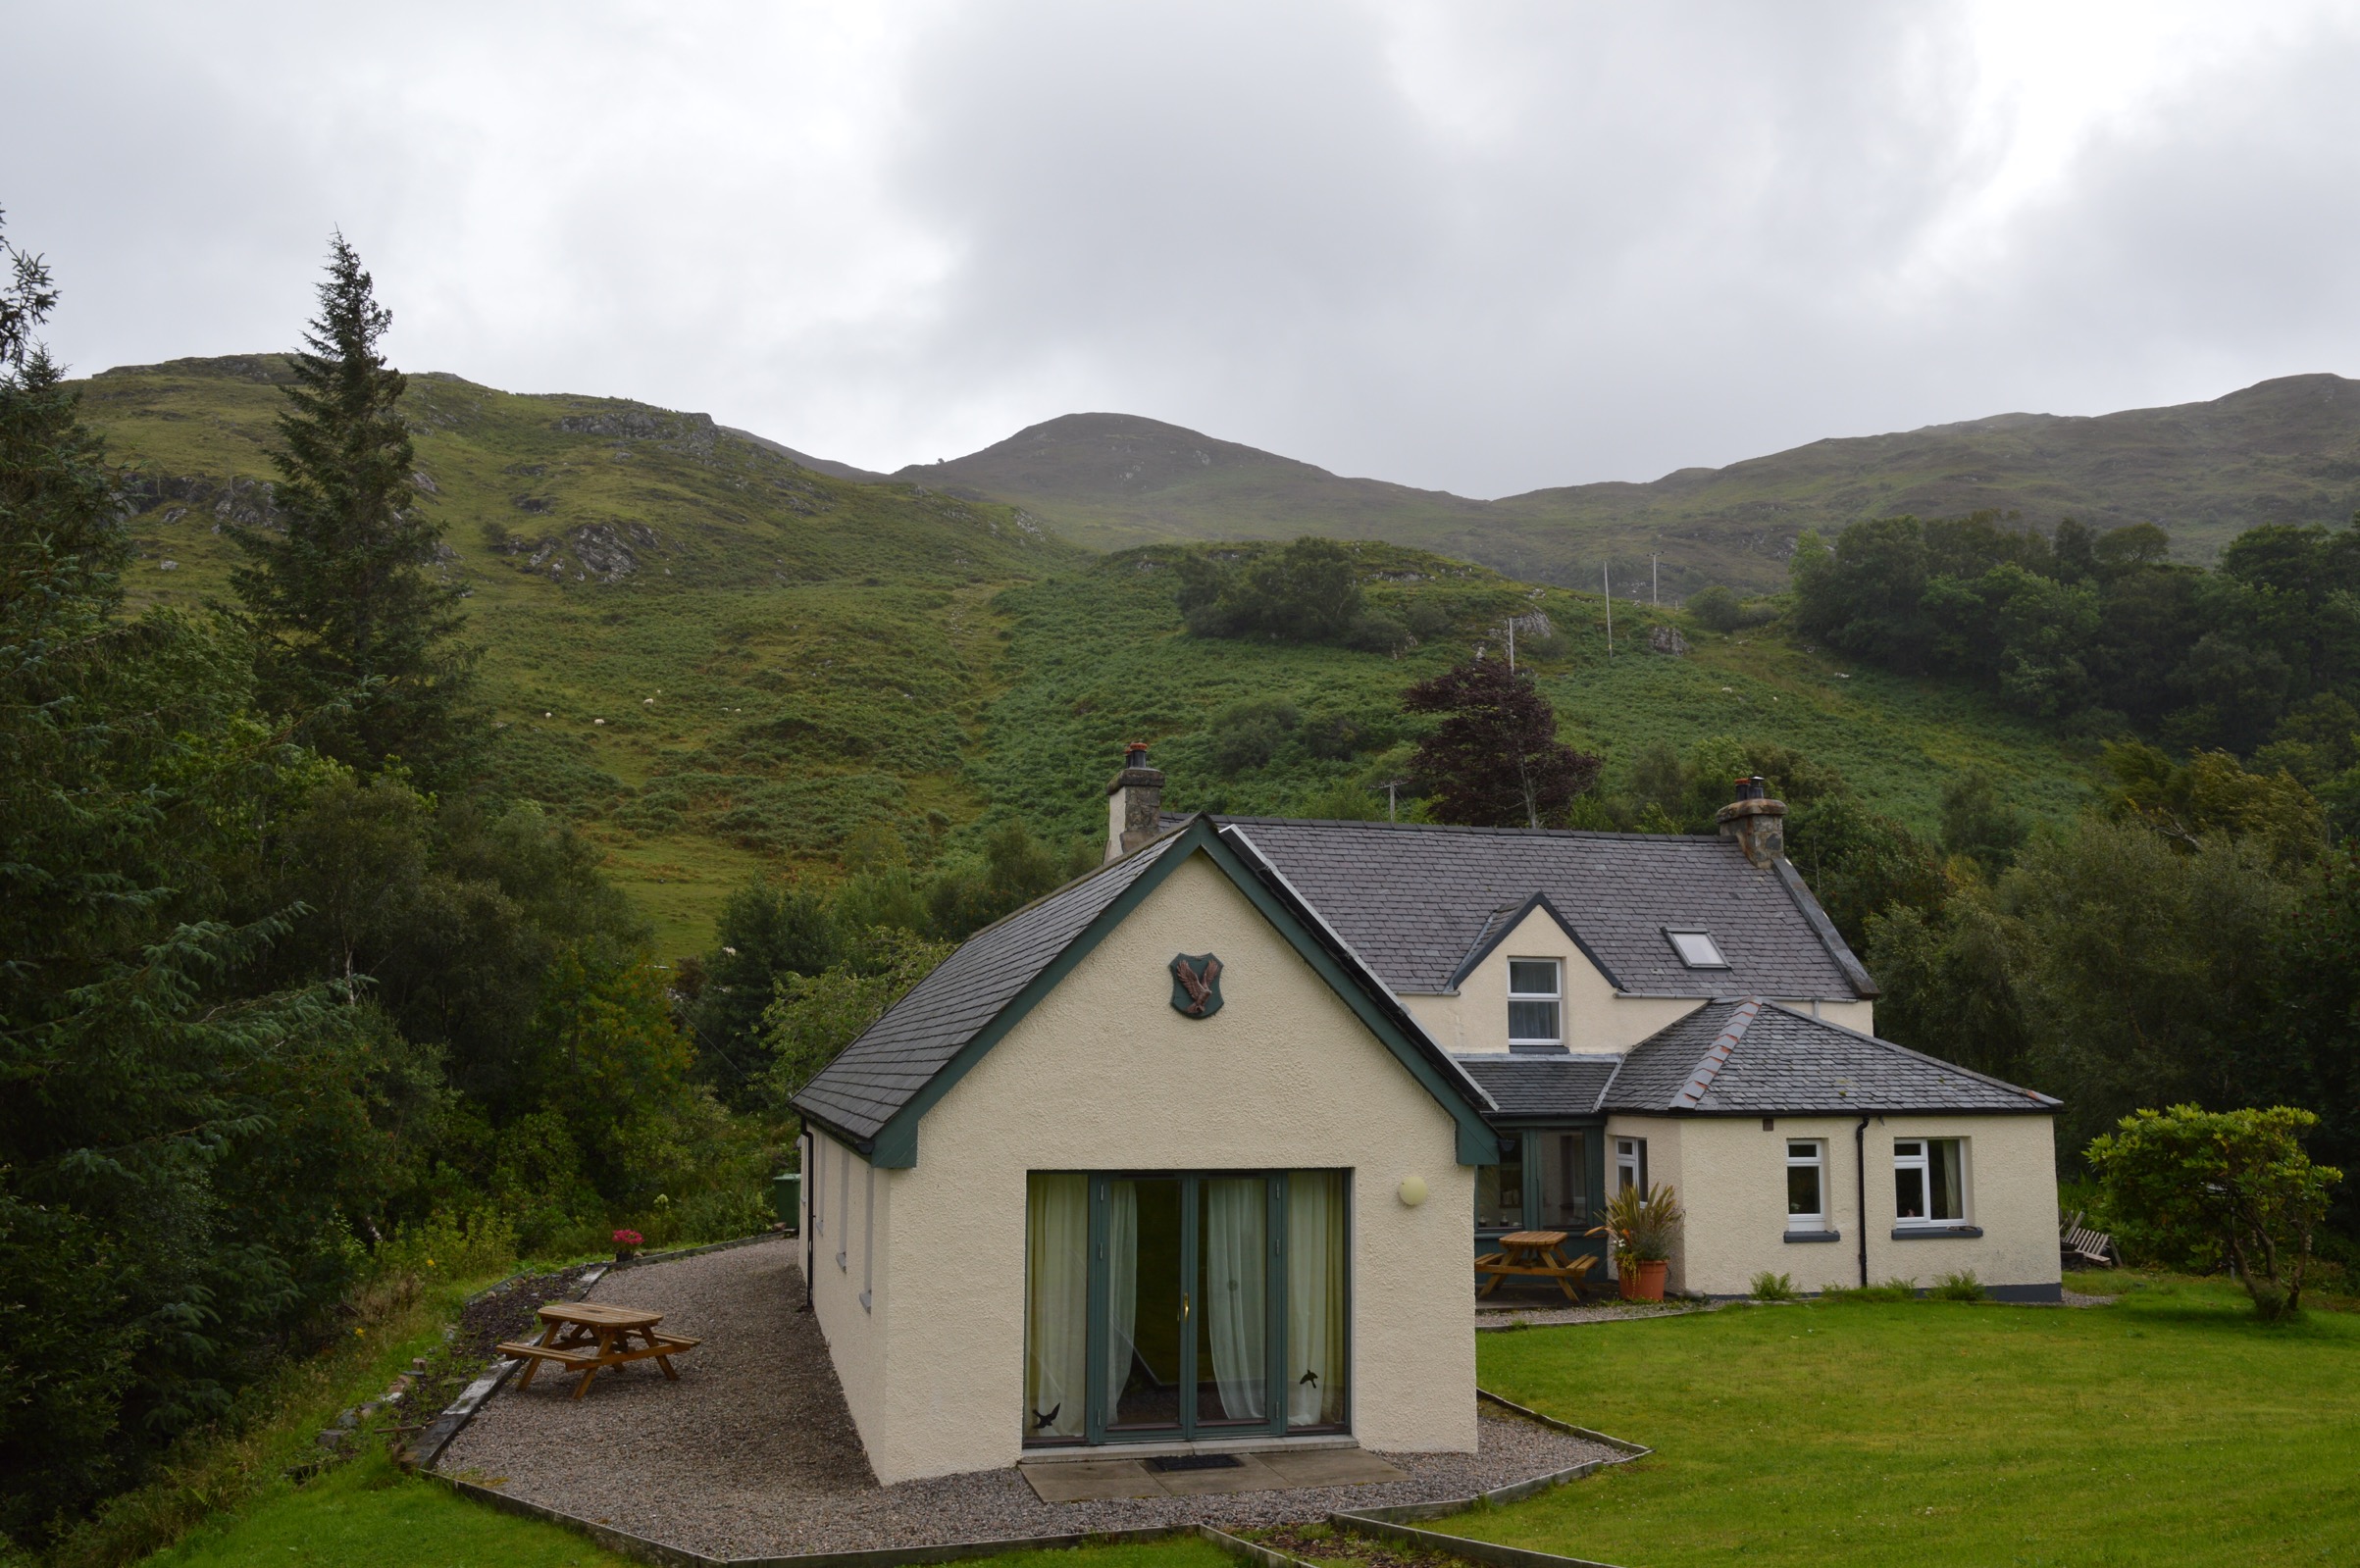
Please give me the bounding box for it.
[1649,624,1690,656]
[493,521,661,583]
[118,473,281,531]
[554,408,717,456]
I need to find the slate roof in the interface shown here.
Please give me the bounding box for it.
[1209,818,1873,1000]
[1600,998,2059,1116]
[792,831,1183,1143]
[1453,1055,1622,1121]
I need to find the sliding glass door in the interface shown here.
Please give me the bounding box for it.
[1024,1169,1348,1445]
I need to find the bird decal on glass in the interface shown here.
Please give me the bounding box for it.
[1032,1403,1060,1432]
[1168,953,1224,1018]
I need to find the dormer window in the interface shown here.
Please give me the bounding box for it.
[1507,959,1562,1048]
[1666,929,1727,969]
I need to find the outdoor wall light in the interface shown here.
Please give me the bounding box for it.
[1397,1175,1429,1208]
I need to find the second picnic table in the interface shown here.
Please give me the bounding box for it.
[497,1301,700,1399]
[1475,1230,1596,1301]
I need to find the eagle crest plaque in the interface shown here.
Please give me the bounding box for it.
[1168,953,1224,1019]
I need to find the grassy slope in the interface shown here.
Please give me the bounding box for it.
[900,377,2360,594]
[1466,1279,2360,1568]
[85,358,2097,956]
[87,356,1078,953]
[976,551,2090,852]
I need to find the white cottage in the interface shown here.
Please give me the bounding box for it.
[794,748,2064,1482]
[792,812,1501,1484]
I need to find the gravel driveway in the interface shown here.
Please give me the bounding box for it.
[437,1239,1623,1561]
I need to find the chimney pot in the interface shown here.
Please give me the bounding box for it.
[1716,786,1786,867]
[1105,742,1166,863]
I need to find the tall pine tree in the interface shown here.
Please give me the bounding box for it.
[232,232,480,785]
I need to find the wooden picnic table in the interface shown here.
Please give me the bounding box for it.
[1475,1230,1596,1302]
[497,1301,701,1400]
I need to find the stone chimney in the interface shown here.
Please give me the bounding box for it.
[1104,741,1166,863]
[1716,774,1786,868]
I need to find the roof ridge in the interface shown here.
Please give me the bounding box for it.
[1758,1000,2059,1106]
[1669,997,1764,1110]
[1210,815,1728,843]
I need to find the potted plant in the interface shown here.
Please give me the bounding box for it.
[1589,1184,1683,1300]
[612,1228,643,1263]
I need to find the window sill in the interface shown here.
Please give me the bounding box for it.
[1782,1229,1841,1243]
[1507,1042,1565,1053]
[1891,1225,1982,1239]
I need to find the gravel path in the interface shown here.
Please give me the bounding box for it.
[438,1239,1622,1561]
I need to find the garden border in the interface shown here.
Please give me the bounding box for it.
[426,1391,1650,1568]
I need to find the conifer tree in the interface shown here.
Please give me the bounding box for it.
[232,232,479,784]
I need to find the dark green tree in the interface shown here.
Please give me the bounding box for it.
[231,233,480,786]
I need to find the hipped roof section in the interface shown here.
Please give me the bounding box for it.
[792,817,1501,1166]
[1600,998,2060,1117]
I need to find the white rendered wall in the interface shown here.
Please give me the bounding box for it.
[1399,904,1873,1054]
[834,849,1480,1484]
[1608,1111,2060,1298]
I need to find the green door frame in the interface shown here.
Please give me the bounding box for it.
[1058,1170,1350,1447]
[1474,1124,1608,1264]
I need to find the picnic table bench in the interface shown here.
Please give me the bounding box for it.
[497,1301,700,1400]
[1475,1230,1596,1302]
[2060,1211,2118,1270]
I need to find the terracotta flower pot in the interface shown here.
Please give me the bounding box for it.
[1617,1259,1668,1301]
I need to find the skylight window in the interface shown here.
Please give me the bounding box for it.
[1667,930,1728,969]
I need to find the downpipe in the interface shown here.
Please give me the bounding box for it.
[1855,1115,1871,1288]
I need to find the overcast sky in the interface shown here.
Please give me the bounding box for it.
[8,2,2360,496]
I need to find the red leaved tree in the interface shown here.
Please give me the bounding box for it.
[1404,657,1601,828]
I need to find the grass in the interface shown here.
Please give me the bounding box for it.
[138,1452,639,1568]
[82,356,2107,957]
[138,1450,1236,1568]
[1460,1276,2360,1567]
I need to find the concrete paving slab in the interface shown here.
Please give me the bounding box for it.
[1019,1459,1163,1502]
[1258,1448,1410,1487]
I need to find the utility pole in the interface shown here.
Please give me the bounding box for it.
[1507,615,1516,671]
[1652,555,1659,607]
[1604,562,1613,655]
[1381,779,1406,822]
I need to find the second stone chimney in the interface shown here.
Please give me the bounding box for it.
[1104,741,1166,863]
[1716,774,1787,868]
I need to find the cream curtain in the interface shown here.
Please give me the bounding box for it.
[1203,1177,1267,1421]
[1287,1171,1347,1427]
[1104,1179,1140,1412]
[1023,1174,1087,1440]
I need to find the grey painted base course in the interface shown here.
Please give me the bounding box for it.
[430,1389,1652,1568]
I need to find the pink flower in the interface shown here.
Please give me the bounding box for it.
[613,1229,643,1246]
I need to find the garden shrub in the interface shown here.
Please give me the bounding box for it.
[1750,1270,1799,1301]
[1929,1269,1986,1301]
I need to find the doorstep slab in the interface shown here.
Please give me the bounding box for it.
[1257,1447,1409,1487]
[1019,1459,1164,1502]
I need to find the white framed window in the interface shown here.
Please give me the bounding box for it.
[1615,1137,1647,1196]
[1893,1138,1967,1226]
[1507,959,1563,1046]
[1785,1139,1826,1231]
[1666,929,1728,969]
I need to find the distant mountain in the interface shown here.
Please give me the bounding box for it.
[887,376,2360,594]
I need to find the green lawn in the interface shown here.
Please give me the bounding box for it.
[138,1279,2352,1568]
[1465,1278,2360,1568]
[141,1453,1233,1568]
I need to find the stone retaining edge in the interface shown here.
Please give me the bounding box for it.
[1319,1390,1651,1568]
[408,1262,611,1471]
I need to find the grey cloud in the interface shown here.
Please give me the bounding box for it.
[5,3,2358,495]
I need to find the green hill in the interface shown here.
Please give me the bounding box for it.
[895,376,2360,594]
[84,355,2101,953]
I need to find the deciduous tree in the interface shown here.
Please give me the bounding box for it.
[1403,656,1600,828]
